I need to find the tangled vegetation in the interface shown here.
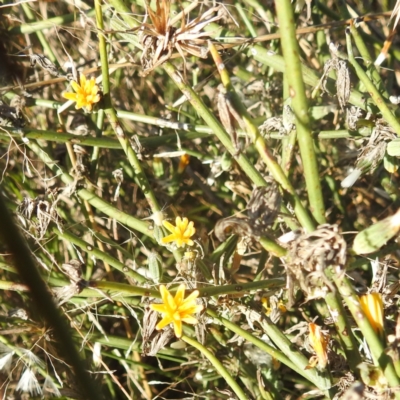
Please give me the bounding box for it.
[2,0,400,399]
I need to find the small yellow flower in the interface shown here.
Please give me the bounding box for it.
[150,284,203,337]
[359,293,384,335]
[161,217,195,248]
[308,323,328,369]
[63,74,101,111]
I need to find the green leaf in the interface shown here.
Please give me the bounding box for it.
[353,209,400,254]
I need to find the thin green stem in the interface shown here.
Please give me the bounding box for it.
[207,309,332,392]
[21,3,57,63]
[323,285,361,372]
[331,269,400,397]
[345,28,400,136]
[249,45,377,113]
[209,41,315,232]
[94,0,161,213]
[181,335,248,400]
[53,228,147,283]
[275,0,326,224]
[8,8,96,35]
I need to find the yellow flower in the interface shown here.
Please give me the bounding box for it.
[150,284,203,337]
[161,217,195,248]
[63,74,101,111]
[359,293,384,335]
[308,323,328,369]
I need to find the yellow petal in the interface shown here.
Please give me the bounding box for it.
[173,320,183,337]
[180,303,203,315]
[79,74,87,88]
[176,217,188,230]
[150,303,167,313]
[156,315,173,330]
[162,220,176,233]
[359,293,384,334]
[185,238,194,247]
[161,233,176,244]
[63,92,78,101]
[159,285,170,304]
[182,290,199,304]
[174,284,186,304]
[185,221,196,236]
[70,80,81,92]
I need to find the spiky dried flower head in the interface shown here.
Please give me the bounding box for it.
[161,216,196,248]
[63,74,101,111]
[139,0,222,74]
[150,284,203,337]
[286,224,347,304]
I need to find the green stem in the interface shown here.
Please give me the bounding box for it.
[53,228,147,283]
[94,0,161,213]
[9,8,96,35]
[323,287,361,372]
[181,335,248,400]
[207,309,332,392]
[28,140,152,237]
[275,0,326,224]
[345,28,400,136]
[249,45,377,113]
[209,42,315,232]
[331,269,400,397]
[21,3,57,63]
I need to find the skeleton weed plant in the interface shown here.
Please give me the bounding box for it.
[3,0,400,399]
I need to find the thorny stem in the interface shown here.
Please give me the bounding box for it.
[249,45,377,113]
[8,8,96,35]
[275,0,326,225]
[106,0,269,188]
[181,335,248,400]
[21,2,58,64]
[85,279,284,300]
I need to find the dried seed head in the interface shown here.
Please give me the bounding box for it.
[16,368,42,396]
[247,182,281,229]
[61,259,83,283]
[342,120,396,187]
[346,106,363,131]
[315,43,350,109]
[139,0,222,74]
[286,224,347,302]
